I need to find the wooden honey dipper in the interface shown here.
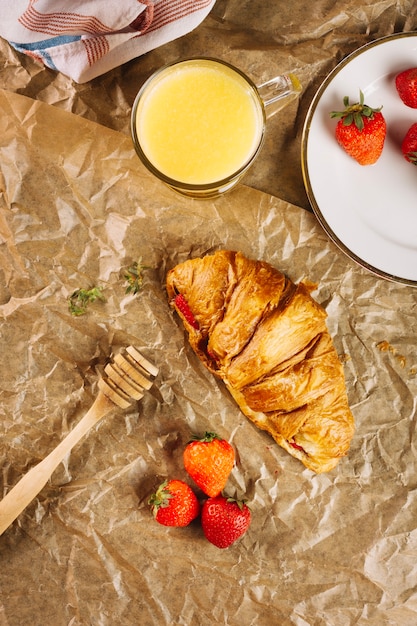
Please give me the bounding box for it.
[0,346,158,535]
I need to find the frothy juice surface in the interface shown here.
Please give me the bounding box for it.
[135,60,264,185]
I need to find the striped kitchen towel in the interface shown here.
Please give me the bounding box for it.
[0,0,216,83]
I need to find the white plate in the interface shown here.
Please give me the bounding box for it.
[301,33,417,287]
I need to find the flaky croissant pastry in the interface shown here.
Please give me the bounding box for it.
[166,250,354,473]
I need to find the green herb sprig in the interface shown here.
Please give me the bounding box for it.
[68,286,105,316]
[124,258,148,295]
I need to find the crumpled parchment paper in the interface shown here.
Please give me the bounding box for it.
[1,1,417,623]
[0,88,417,626]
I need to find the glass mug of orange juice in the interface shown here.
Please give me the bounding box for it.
[131,57,301,198]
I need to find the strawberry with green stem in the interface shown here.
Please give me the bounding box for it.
[148,479,200,527]
[330,91,386,165]
[183,432,235,497]
[201,495,251,549]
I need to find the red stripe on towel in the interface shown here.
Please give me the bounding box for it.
[18,3,113,36]
[136,0,213,35]
[82,35,110,66]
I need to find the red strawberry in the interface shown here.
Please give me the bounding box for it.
[201,495,251,549]
[395,67,417,108]
[183,432,235,497]
[401,122,417,165]
[148,479,200,527]
[330,91,386,165]
[173,293,199,329]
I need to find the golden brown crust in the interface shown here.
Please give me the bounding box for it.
[166,250,355,473]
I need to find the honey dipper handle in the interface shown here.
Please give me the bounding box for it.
[0,392,114,536]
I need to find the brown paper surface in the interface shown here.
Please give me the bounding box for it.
[1,1,417,624]
[0,89,417,626]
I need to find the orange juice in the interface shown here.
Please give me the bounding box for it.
[134,59,265,185]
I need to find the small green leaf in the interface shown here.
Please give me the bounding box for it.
[189,431,220,443]
[148,480,173,514]
[353,112,364,131]
[226,497,249,511]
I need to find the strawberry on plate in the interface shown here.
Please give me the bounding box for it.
[201,495,251,549]
[401,122,417,165]
[395,67,417,108]
[330,91,386,165]
[183,432,235,497]
[148,479,200,527]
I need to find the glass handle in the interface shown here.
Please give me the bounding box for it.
[257,73,302,118]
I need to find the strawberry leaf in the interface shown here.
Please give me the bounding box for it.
[330,90,383,132]
[353,112,364,130]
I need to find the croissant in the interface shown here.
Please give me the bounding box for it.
[166,250,354,473]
